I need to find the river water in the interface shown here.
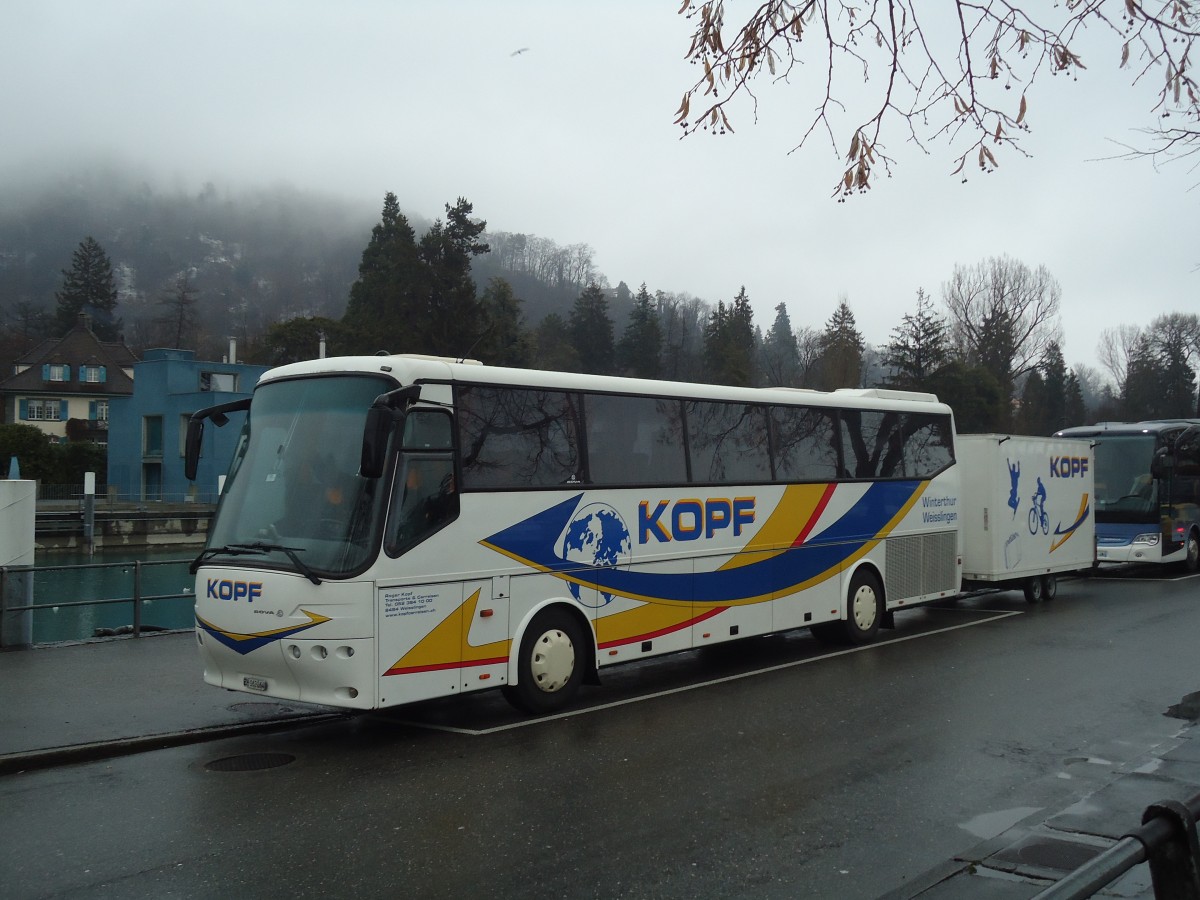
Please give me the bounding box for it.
[28,547,199,644]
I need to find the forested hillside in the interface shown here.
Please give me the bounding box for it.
[0,165,610,365]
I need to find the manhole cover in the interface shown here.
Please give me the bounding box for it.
[204,752,296,772]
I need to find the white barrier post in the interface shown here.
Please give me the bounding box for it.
[1,480,36,649]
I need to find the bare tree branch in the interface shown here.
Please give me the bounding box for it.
[676,1,1199,196]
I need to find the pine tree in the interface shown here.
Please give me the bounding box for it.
[418,197,490,356]
[56,236,121,340]
[568,283,615,374]
[817,299,864,390]
[477,276,530,367]
[881,289,949,389]
[342,192,421,354]
[616,283,663,378]
[1040,342,1069,432]
[703,286,756,386]
[533,312,580,372]
[1064,369,1086,426]
[761,302,800,387]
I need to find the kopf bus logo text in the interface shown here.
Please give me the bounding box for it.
[639,497,755,543]
[207,579,263,603]
[1050,456,1089,478]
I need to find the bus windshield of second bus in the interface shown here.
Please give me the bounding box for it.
[1056,421,1200,571]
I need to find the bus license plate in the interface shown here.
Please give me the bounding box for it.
[243,676,268,692]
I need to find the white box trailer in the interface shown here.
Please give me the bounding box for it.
[956,434,1096,601]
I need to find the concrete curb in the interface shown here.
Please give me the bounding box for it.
[0,712,345,776]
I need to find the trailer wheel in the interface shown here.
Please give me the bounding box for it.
[1022,577,1044,603]
[1041,574,1057,600]
[503,609,585,715]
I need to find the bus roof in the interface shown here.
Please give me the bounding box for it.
[258,354,953,415]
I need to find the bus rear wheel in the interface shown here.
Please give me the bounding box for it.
[503,609,585,715]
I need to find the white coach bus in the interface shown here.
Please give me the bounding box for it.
[186,355,961,714]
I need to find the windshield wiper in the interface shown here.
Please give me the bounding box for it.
[189,542,322,584]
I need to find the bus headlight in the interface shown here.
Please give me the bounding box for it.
[1132,532,1160,546]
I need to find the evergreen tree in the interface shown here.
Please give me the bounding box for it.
[253,316,347,365]
[926,362,1006,432]
[761,302,800,387]
[817,299,864,390]
[1122,335,1160,419]
[342,192,421,354]
[1017,370,1048,435]
[1064,369,1087,426]
[616,283,663,379]
[418,197,490,356]
[56,236,121,340]
[568,283,615,374]
[881,289,949,389]
[477,276,530,367]
[976,305,1017,427]
[533,312,580,372]
[1147,313,1200,418]
[703,286,756,386]
[1040,342,1069,433]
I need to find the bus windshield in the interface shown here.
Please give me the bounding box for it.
[205,374,394,577]
[1093,434,1159,523]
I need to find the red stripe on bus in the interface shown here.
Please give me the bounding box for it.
[384,656,508,677]
[597,607,725,649]
[792,483,837,547]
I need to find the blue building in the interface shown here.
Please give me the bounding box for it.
[107,348,269,501]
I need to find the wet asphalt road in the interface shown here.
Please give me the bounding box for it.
[2,570,1198,899]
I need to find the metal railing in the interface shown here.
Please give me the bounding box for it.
[0,559,195,649]
[1034,794,1200,898]
[36,484,222,506]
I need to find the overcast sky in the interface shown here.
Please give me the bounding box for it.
[2,1,1195,378]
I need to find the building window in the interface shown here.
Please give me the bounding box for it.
[81,365,107,383]
[200,371,237,392]
[143,416,164,458]
[25,399,63,421]
[45,364,70,382]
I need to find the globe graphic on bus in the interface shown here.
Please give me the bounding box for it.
[560,503,632,607]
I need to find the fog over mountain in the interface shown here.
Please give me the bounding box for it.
[0,159,624,363]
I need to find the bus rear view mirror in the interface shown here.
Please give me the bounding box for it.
[185,397,252,482]
[1151,447,1174,479]
[184,419,204,481]
[360,385,422,478]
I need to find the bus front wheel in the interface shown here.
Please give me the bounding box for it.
[503,609,585,715]
[1184,529,1200,574]
[843,569,884,645]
